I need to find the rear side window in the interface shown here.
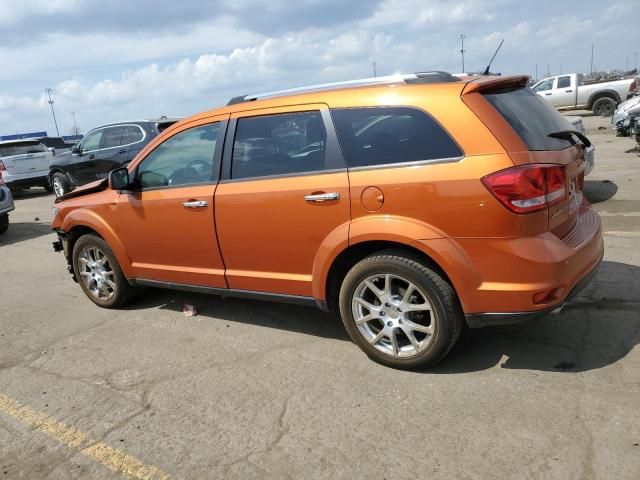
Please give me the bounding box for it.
[557,76,571,88]
[121,126,144,145]
[0,141,48,157]
[331,107,462,168]
[231,111,328,179]
[483,87,574,151]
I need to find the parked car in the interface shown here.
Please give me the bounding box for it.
[51,72,603,369]
[48,118,180,198]
[33,136,74,156]
[612,95,640,136]
[532,73,638,116]
[0,174,15,234]
[566,116,595,175]
[0,139,53,192]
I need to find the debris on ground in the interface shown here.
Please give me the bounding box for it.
[183,304,198,317]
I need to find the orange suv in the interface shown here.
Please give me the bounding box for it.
[51,72,603,369]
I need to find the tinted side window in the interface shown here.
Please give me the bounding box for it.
[80,130,103,151]
[331,107,462,168]
[137,123,219,188]
[100,127,124,149]
[557,76,571,89]
[231,111,327,179]
[121,126,144,145]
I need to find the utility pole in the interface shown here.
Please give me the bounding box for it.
[535,63,538,81]
[547,63,550,77]
[590,44,594,75]
[372,62,377,78]
[45,88,60,136]
[459,34,466,72]
[635,51,638,71]
[626,56,629,71]
[71,112,79,136]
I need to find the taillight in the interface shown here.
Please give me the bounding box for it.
[482,164,566,214]
[630,80,637,92]
[0,160,5,171]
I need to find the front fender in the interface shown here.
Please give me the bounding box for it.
[61,208,133,277]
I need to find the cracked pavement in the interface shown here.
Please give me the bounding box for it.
[1,114,639,479]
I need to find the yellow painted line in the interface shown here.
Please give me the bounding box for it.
[0,393,170,479]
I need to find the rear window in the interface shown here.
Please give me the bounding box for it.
[0,141,49,157]
[331,107,462,168]
[483,87,574,151]
[39,137,68,149]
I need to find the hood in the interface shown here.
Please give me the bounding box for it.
[55,178,108,203]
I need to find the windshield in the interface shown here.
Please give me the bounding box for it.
[483,87,574,151]
[0,141,49,157]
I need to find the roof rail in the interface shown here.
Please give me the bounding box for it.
[226,71,459,105]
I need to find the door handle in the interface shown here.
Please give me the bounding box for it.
[182,200,208,209]
[89,154,95,159]
[119,149,126,154]
[304,192,340,203]
[565,89,573,93]
[544,93,552,96]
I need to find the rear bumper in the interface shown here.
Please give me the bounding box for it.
[2,170,49,188]
[465,254,601,328]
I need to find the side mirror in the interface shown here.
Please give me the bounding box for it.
[71,145,80,154]
[109,167,130,190]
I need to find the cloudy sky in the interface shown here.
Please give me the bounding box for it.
[1,0,638,136]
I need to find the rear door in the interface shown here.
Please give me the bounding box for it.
[214,104,349,296]
[0,141,50,175]
[120,125,147,164]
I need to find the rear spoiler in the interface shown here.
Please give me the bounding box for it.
[461,75,530,95]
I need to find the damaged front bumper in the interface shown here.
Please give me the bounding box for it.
[52,229,77,282]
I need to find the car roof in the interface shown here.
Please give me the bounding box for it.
[0,139,44,145]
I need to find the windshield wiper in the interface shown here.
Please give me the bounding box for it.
[547,130,592,148]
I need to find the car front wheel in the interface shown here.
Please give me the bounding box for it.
[51,172,70,198]
[72,234,135,308]
[339,251,463,370]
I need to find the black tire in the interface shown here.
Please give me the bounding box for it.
[43,178,54,193]
[592,97,616,117]
[338,251,463,370]
[0,213,8,234]
[72,234,136,308]
[51,172,70,198]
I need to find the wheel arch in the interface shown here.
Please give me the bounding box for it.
[587,89,620,109]
[319,239,467,314]
[61,210,133,277]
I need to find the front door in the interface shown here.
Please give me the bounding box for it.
[114,116,228,287]
[550,75,575,108]
[214,105,350,297]
[68,128,102,185]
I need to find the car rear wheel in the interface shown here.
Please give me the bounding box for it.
[338,251,463,370]
[72,234,135,308]
[0,213,8,234]
[51,172,70,198]
[592,97,616,116]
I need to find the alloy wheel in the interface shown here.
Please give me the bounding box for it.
[351,274,436,358]
[53,176,65,197]
[77,246,116,301]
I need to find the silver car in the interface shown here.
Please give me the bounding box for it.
[0,139,53,191]
[0,179,15,234]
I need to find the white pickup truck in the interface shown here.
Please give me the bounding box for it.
[532,73,637,116]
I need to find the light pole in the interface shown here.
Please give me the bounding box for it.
[459,34,466,72]
[372,62,377,78]
[71,112,79,136]
[45,88,60,136]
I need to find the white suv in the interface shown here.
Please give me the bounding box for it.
[0,140,54,191]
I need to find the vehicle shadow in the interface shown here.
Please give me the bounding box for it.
[9,187,52,200]
[124,261,639,374]
[433,260,639,374]
[128,287,350,341]
[0,222,54,246]
[584,179,618,204]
